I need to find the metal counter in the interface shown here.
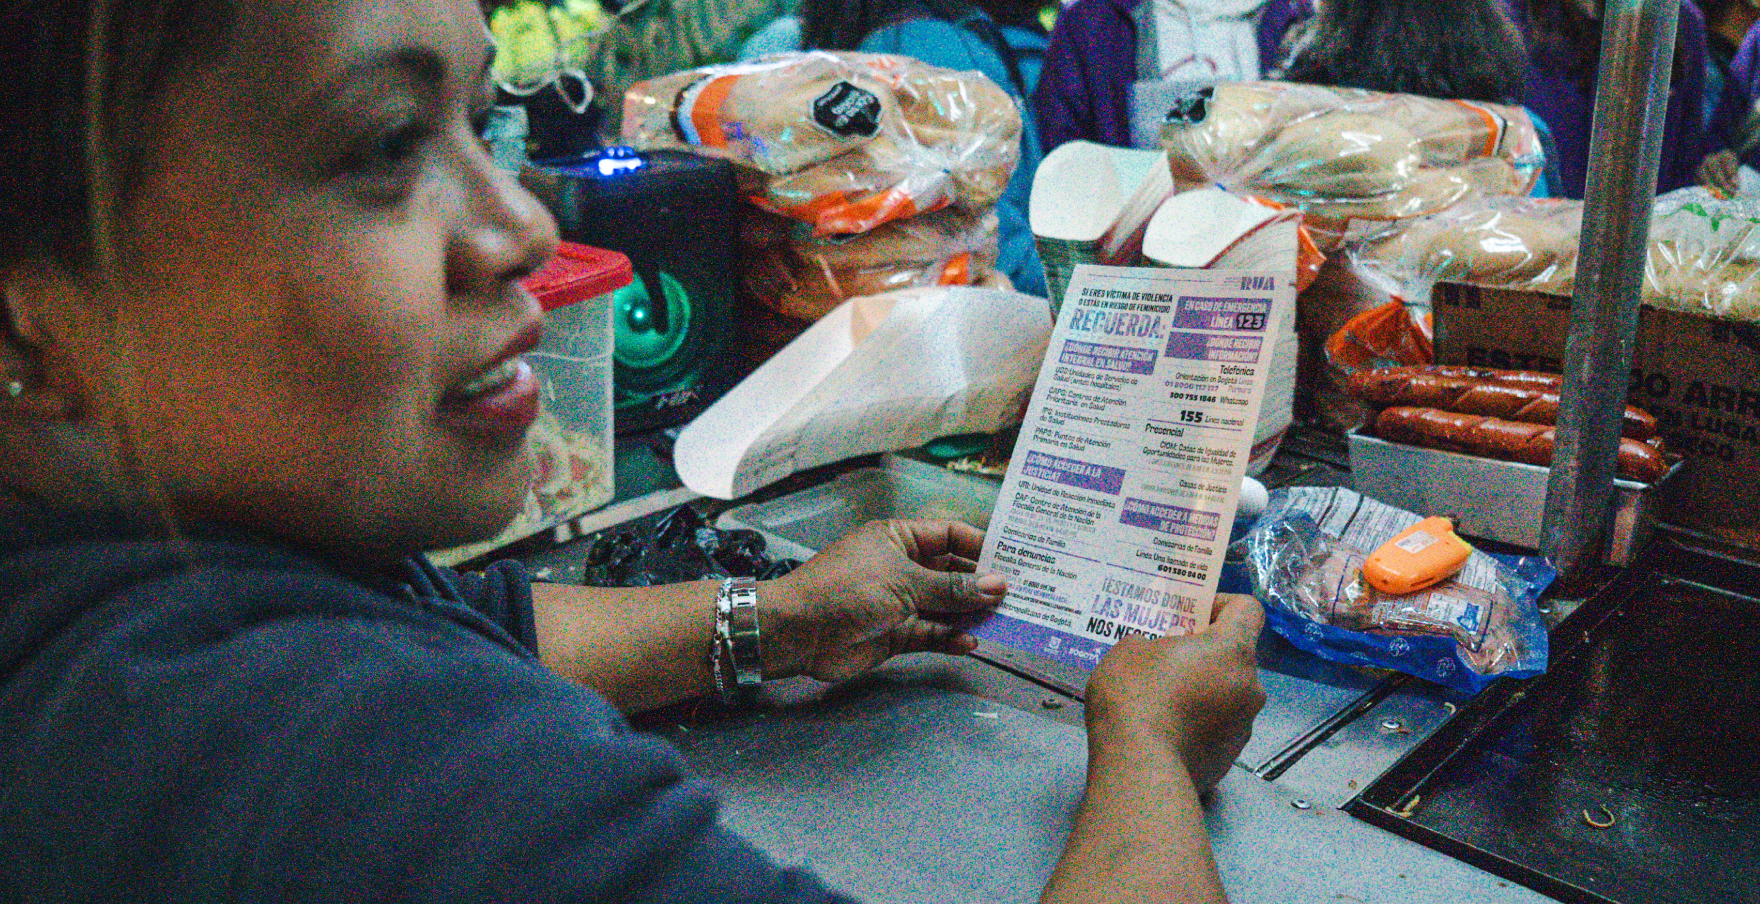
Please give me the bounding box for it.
[630,646,1550,904]
[524,433,1557,903]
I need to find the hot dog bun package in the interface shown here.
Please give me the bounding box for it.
[1159,82,1542,250]
[1350,188,1760,319]
[1245,486,1554,695]
[743,208,1004,322]
[623,51,1021,235]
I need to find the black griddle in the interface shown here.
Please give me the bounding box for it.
[1350,531,1760,904]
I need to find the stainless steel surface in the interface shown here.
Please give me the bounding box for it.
[659,656,1552,904]
[1350,430,1673,566]
[1269,684,1459,808]
[544,432,1551,902]
[1542,0,1681,578]
[1237,633,1385,772]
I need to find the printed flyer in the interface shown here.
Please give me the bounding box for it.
[974,264,1293,671]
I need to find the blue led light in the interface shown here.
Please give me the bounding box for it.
[592,146,647,177]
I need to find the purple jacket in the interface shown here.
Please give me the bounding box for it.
[1713,19,1760,160]
[1033,0,1313,152]
[1516,0,1715,198]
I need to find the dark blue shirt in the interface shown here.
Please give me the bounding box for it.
[0,506,850,902]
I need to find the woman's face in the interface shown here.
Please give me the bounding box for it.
[48,0,559,557]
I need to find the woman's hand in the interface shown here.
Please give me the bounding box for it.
[1701,149,1741,198]
[762,519,1008,683]
[1083,593,1266,795]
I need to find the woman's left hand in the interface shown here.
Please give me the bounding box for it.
[762,519,1008,683]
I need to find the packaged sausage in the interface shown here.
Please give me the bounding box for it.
[1373,406,1669,483]
[1347,364,1659,439]
[623,51,1021,235]
[1244,486,1554,694]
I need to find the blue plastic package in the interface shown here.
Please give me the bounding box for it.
[1241,488,1554,695]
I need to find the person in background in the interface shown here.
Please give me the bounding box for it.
[1696,0,1760,194]
[799,0,1054,297]
[1279,0,1526,103]
[1514,0,1717,199]
[1274,0,1561,195]
[1033,0,1313,154]
[0,0,1265,902]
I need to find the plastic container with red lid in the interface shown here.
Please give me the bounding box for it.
[525,242,634,312]
[434,242,632,564]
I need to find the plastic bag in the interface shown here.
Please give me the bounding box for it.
[623,51,1021,235]
[1158,82,1542,250]
[1348,195,1581,303]
[1243,487,1553,694]
[1324,300,1434,385]
[1348,188,1760,323]
[743,208,1003,321]
[1646,188,1760,321]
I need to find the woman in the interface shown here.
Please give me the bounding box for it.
[1516,0,1717,199]
[800,0,1053,297]
[0,0,1264,902]
[1695,0,1760,194]
[1279,0,1526,104]
[1033,0,1314,153]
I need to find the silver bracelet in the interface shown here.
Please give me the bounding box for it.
[714,576,762,700]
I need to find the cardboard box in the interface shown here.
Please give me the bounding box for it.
[1434,283,1760,547]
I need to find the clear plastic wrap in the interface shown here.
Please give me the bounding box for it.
[1324,300,1434,375]
[1348,188,1760,323]
[1645,188,1760,321]
[1243,487,1553,694]
[1158,82,1542,250]
[742,208,1003,322]
[1349,195,1581,302]
[622,51,1021,235]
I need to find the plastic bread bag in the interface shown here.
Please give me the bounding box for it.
[743,208,1002,322]
[1349,188,1760,323]
[1644,187,1760,322]
[1157,82,1541,249]
[623,51,1021,235]
[1348,196,1582,302]
[1241,486,1553,694]
[1323,300,1434,376]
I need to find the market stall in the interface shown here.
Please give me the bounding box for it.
[459,1,1760,900]
[14,0,1760,900]
[160,0,1760,899]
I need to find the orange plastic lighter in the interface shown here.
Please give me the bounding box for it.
[1363,517,1473,595]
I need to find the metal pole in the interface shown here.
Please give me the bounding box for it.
[1540,0,1680,580]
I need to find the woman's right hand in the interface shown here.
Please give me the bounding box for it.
[1083,594,1266,794]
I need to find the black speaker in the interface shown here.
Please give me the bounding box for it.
[539,148,742,434]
